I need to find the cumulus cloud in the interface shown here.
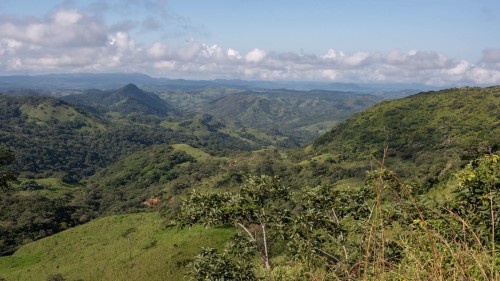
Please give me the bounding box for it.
[0,9,107,48]
[245,48,266,63]
[0,6,499,86]
[385,50,449,70]
[147,42,169,58]
[321,49,374,68]
[227,48,242,60]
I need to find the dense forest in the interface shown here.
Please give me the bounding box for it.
[0,84,498,280]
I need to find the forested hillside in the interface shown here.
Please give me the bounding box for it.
[0,93,250,181]
[299,86,500,187]
[201,90,382,146]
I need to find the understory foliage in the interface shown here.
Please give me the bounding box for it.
[177,154,500,280]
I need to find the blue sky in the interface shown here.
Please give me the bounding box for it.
[0,0,499,85]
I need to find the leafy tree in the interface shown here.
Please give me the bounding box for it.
[191,233,257,281]
[0,145,17,190]
[286,185,349,268]
[178,175,291,271]
[453,154,499,243]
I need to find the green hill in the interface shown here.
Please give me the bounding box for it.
[85,144,197,214]
[306,86,500,186]
[0,94,177,181]
[0,212,233,281]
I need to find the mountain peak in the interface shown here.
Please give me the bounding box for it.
[114,83,148,99]
[120,83,141,92]
[109,83,174,115]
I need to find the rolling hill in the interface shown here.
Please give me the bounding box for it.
[200,89,383,146]
[305,86,500,187]
[0,212,233,281]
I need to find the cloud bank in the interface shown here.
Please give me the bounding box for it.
[0,7,499,86]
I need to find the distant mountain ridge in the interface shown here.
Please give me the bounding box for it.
[0,72,440,93]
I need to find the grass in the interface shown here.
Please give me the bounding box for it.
[19,102,104,131]
[14,177,81,199]
[344,158,499,281]
[159,120,181,130]
[298,153,337,165]
[172,144,211,161]
[0,212,233,281]
[299,120,340,135]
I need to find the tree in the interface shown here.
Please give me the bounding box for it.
[453,154,499,243]
[191,233,257,281]
[0,145,17,190]
[177,175,291,272]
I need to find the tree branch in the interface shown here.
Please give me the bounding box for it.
[235,222,256,243]
[261,209,270,270]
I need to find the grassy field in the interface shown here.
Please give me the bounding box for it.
[172,143,211,161]
[0,212,233,281]
[16,177,80,199]
[19,101,104,131]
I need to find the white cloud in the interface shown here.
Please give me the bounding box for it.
[176,40,203,61]
[154,60,176,70]
[200,44,224,60]
[342,51,371,67]
[147,42,169,58]
[321,69,338,80]
[245,48,266,63]
[0,8,107,48]
[467,66,500,84]
[322,49,340,60]
[53,9,83,25]
[227,48,242,60]
[385,50,449,70]
[109,32,136,51]
[446,60,470,76]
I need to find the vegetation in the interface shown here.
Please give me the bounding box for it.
[61,83,175,116]
[0,213,233,281]
[176,154,499,280]
[0,92,252,182]
[303,86,500,188]
[0,84,499,280]
[199,89,382,147]
[0,146,17,190]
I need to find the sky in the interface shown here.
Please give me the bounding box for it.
[0,0,500,86]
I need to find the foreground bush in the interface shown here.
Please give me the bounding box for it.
[177,154,499,280]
